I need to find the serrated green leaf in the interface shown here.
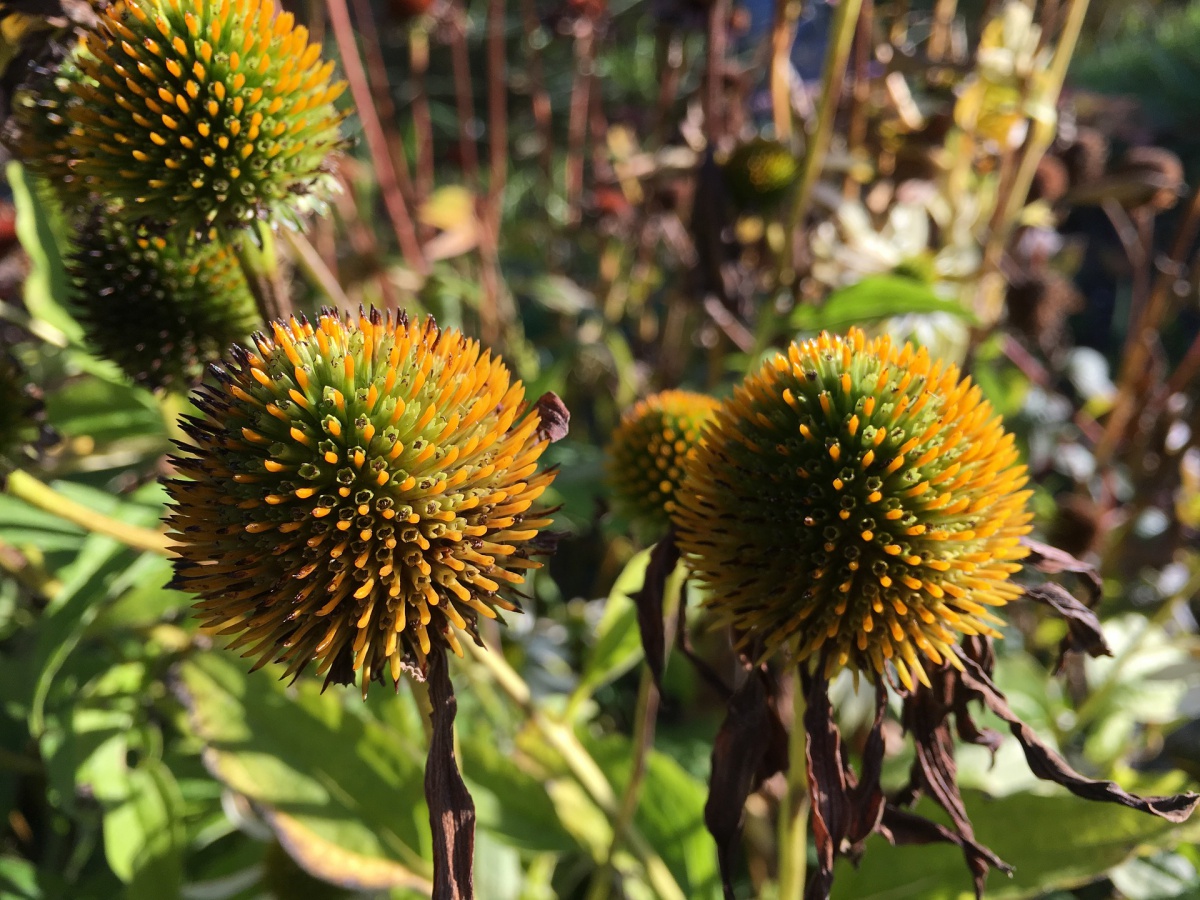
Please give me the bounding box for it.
[791,276,977,332]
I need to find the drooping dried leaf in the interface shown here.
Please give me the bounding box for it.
[1021,537,1103,598]
[532,391,571,443]
[955,646,1200,823]
[803,666,848,900]
[1023,582,1112,667]
[704,665,787,900]
[877,804,1010,897]
[629,532,680,687]
[898,666,1007,897]
[424,650,475,900]
[803,671,889,900]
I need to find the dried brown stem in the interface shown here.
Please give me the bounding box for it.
[565,18,596,224]
[1098,182,1200,462]
[706,0,729,142]
[350,0,417,209]
[410,25,436,217]
[327,0,428,273]
[521,0,554,176]
[448,4,481,190]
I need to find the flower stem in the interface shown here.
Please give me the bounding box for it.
[585,666,661,900]
[279,227,352,310]
[232,222,290,323]
[3,469,173,556]
[465,641,686,900]
[782,0,864,288]
[777,672,810,899]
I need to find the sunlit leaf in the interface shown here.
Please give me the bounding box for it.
[571,549,650,712]
[103,757,185,899]
[176,650,433,892]
[832,788,1200,900]
[791,276,978,331]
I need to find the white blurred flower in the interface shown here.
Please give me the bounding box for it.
[808,186,981,362]
[809,188,981,295]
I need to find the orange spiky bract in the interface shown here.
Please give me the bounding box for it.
[607,390,719,534]
[60,0,345,233]
[166,308,557,694]
[68,215,258,391]
[672,328,1033,691]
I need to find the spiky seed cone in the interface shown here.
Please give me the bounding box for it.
[607,390,719,534]
[165,308,557,693]
[672,329,1033,691]
[68,217,258,390]
[722,138,799,211]
[61,0,345,233]
[5,51,89,197]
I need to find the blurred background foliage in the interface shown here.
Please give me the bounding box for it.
[1,0,1200,897]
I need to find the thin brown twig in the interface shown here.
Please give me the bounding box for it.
[350,0,418,210]
[410,25,436,220]
[486,0,508,235]
[845,0,874,198]
[448,3,481,190]
[327,0,428,273]
[477,0,510,345]
[705,0,729,142]
[1100,184,1200,460]
[651,28,685,148]
[565,17,596,224]
[520,0,554,177]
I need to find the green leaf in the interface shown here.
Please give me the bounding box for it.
[462,734,577,854]
[571,549,650,712]
[831,789,1200,900]
[587,735,720,898]
[7,161,80,342]
[0,855,40,899]
[103,758,184,899]
[176,650,433,893]
[790,276,978,332]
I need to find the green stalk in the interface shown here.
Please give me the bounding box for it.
[231,221,290,324]
[466,641,686,900]
[4,469,173,556]
[782,0,865,288]
[976,0,1090,315]
[776,672,810,899]
[280,227,352,310]
[585,667,661,900]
